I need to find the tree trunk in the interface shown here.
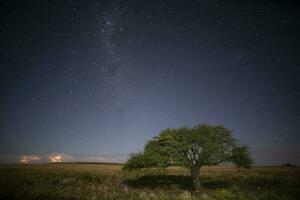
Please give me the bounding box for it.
[190,166,202,190]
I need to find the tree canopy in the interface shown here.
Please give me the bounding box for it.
[123,124,253,190]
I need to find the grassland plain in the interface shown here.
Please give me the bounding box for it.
[0,163,299,200]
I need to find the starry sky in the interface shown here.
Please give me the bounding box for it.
[0,0,299,165]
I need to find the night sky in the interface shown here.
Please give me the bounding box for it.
[0,0,299,165]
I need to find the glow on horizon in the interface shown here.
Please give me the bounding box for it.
[49,154,63,163]
[20,155,40,164]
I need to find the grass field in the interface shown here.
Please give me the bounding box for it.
[0,163,299,200]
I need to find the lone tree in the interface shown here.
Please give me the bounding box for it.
[123,124,253,190]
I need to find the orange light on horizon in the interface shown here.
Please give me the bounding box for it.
[49,154,62,163]
[20,155,40,164]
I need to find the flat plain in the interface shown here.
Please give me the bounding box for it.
[0,163,299,200]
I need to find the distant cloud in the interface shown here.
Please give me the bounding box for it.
[0,153,128,164]
[48,153,75,163]
[20,155,40,164]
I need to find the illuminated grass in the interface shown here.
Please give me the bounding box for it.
[0,164,299,200]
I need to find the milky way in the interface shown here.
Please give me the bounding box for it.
[0,0,299,165]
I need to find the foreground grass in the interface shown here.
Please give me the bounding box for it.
[0,164,299,200]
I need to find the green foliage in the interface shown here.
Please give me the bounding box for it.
[122,153,155,170]
[125,124,243,170]
[212,186,245,200]
[122,153,168,170]
[230,145,253,169]
[124,124,252,190]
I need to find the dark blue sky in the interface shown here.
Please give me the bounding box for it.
[0,0,299,165]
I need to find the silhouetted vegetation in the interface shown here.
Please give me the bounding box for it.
[282,162,296,167]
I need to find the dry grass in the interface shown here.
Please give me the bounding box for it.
[0,164,299,200]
